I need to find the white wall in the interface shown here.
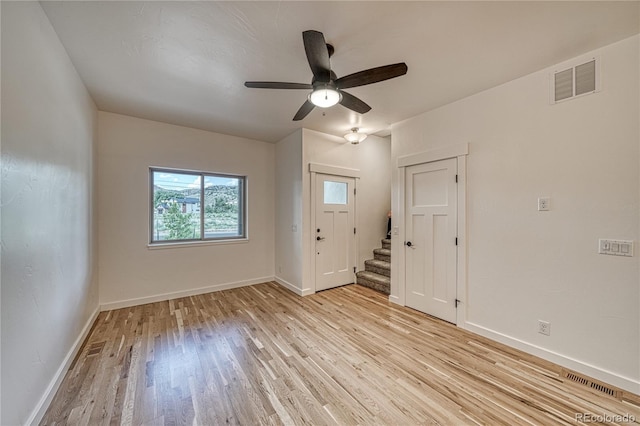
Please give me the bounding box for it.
[97,112,275,308]
[391,36,639,393]
[1,2,99,424]
[274,129,391,294]
[302,130,391,290]
[274,130,305,294]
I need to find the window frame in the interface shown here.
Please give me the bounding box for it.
[149,167,247,245]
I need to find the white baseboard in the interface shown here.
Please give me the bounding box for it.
[100,276,275,311]
[274,276,314,296]
[464,321,640,395]
[26,305,100,426]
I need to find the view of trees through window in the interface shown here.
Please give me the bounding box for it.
[150,169,245,242]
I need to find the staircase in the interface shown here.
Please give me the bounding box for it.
[356,239,391,295]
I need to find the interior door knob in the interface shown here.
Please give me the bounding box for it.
[317,236,325,241]
[405,241,412,247]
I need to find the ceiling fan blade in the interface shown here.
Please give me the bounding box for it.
[339,91,371,114]
[293,100,315,121]
[335,63,408,89]
[303,30,331,82]
[244,81,313,90]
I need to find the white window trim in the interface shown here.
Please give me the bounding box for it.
[149,166,247,246]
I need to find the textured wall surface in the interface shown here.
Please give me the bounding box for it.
[275,129,392,294]
[391,35,639,393]
[97,112,275,307]
[1,2,99,424]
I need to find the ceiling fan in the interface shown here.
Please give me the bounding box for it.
[245,30,408,121]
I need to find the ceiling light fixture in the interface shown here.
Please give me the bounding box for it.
[344,127,367,144]
[308,84,341,108]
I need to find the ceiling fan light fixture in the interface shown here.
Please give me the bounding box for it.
[308,86,341,108]
[344,127,367,144]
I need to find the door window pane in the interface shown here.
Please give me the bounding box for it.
[324,181,347,204]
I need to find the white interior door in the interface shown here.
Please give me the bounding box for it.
[315,174,355,291]
[405,158,458,323]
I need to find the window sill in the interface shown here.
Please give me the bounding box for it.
[148,238,249,250]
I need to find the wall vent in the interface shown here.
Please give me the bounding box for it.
[551,57,600,104]
[554,68,573,102]
[561,369,621,399]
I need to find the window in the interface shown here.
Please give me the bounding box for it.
[323,180,348,204]
[150,168,246,244]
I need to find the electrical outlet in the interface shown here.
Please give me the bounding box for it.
[538,320,551,336]
[538,197,550,211]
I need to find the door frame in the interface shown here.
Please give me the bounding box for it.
[309,163,360,294]
[394,143,468,326]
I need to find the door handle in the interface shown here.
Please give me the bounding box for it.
[316,236,325,241]
[405,241,414,247]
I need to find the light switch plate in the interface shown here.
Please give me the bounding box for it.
[599,239,633,257]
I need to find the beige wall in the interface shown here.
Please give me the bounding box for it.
[391,35,639,393]
[1,2,99,424]
[97,112,275,308]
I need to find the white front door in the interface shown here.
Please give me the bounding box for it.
[405,158,458,323]
[315,174,355,291]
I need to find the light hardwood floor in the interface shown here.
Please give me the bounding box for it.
[42,282,639,425]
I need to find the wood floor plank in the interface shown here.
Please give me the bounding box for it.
[42,282,639,425]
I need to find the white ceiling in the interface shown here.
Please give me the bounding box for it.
[41,1,639,143]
